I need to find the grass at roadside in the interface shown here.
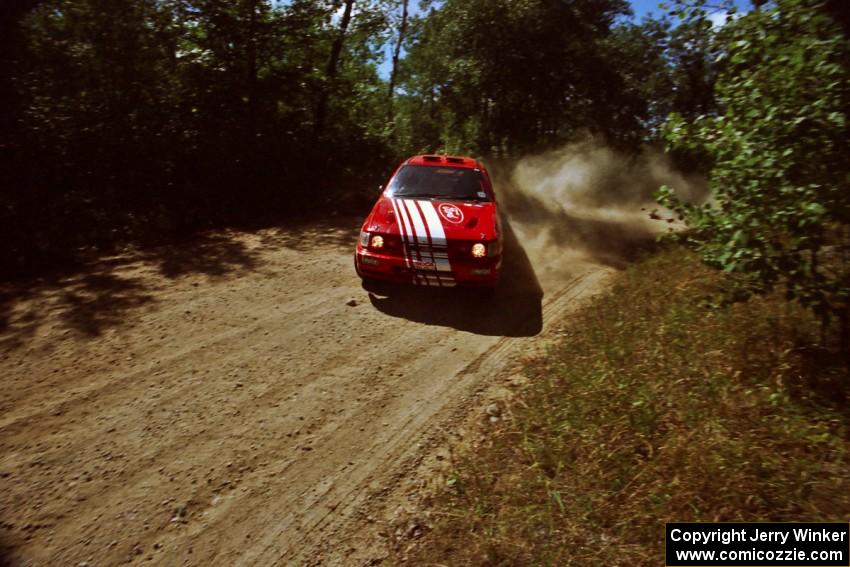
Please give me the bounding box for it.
[404,245,850,566]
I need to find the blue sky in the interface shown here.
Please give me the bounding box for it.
[404,1,755,21]
[629,0,673,19]
[629,0,754,20]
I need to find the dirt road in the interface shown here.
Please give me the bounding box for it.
[0,214,615,566]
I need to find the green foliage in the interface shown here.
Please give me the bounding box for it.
[397,0,657,156]
[659,0,850,344]
[0,0,744,272]
[394,0,721,157]
[2,0,398,271]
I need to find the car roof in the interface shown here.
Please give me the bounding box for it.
[405,154,481,170]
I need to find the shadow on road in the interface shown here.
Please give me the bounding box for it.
[0,230,262,350]
[255,217,361,253]
[0,527,16,567]
[145,231,260,279]
[0,215,366,350]
[366,218,544,337]
[56,273,155,337]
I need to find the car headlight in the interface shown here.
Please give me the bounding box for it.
[371,235,384,249]
[359,231,369,246]
[471,243,486,258]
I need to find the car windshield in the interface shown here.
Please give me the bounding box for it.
[387,165,489,202]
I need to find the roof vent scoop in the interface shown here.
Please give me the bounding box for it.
[423,155,442,162]
[446,156,464,164]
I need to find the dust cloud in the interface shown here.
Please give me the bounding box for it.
[492,139,706,288]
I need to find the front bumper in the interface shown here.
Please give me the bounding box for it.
[355,247,501,287]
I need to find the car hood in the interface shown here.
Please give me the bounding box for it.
[364,196,499,242]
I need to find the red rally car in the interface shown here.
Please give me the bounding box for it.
[355,154,503,288]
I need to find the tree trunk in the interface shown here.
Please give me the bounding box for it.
[387,0,409,118]
[239,0,261,204]
[314,0,354,140]
[246,0,259,158]
[839,307,850,370]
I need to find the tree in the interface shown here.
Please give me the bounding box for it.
[386,0,408,130]
[314,0,355,140]
[659,0,850,356]
[398,0,666,156]
[2,0,399,269]
[0,1,46,157]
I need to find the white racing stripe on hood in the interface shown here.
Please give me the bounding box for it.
[392,197,458,287]
[407,199,442,286]
[417,200,452,275]
[394,198,428,285]
[418,201,447,244]
[401,199,427,244]
[389,198,412,269]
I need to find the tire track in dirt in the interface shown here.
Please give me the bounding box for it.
[0,220,613,566]
[281,267,611,567]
